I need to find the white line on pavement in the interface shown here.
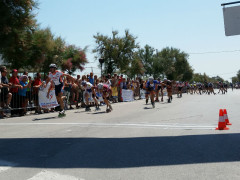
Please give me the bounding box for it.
[27,170,83,180]
[0,122,216,129]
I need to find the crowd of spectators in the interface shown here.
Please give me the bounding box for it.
[0,66,143,118]
[1,65,234,118]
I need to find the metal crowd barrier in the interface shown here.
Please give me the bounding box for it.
[0,84,175,118]
[0,87,40,117]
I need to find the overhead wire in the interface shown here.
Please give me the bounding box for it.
[189,49,240,54]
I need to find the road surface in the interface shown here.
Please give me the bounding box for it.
[0,90,240,180]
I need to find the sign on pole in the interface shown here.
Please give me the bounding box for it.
[223,5,240,36]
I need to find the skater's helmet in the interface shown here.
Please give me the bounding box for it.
[97,83,104,90]
[148,77,154,82]
[49,64,57,68]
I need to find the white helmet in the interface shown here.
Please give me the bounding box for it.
[49,63,57,68]
[97,83,104,90]
[148,77,154,81]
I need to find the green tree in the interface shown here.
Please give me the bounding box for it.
[157,47,193,81]
[128,53,145,78]
[192,73,205,83]
[28,28,67,74]
[93,30,139,74]
[237,70,240,81]
[61,45,88,75]
[29,28,87,75]
[232,76,238,84]
[137,45,155,76]
[30,28,56,71]
[156,47,175,80]
[0,0,37,68]
[211,76,224,83]
[151,53,164,79]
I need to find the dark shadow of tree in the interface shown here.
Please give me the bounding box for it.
[0,133,239,168]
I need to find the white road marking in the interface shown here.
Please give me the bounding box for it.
[0,160,17,173]
[28,170,84,180]
[0,122,216,129]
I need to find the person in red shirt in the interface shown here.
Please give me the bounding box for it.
[32,73,42,114]
[9,69,22,116]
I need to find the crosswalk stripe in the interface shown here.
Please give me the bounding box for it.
[0,160,16,173]
[28,170,83,180]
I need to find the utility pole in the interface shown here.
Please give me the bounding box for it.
[99,58,104,78]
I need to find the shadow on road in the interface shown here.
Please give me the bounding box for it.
[91,111,107,115]
[74,111,87,114]
[0,133,239,168]
[143,107,152,110]
[32,116,57,121]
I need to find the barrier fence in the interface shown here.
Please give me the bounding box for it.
[0,82,223,118]
[0,85,143,118]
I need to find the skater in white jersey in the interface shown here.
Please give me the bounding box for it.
[48,64,75,117]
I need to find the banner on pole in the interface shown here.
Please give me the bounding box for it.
[122,89,134,102]
[39,90,59,109]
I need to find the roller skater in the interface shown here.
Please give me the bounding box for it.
[48,64,75,117]
[163,78,173,103]
[97,83,113,113]
[146,77,158,108]
[155,78,164,102]
[82,81,99,112]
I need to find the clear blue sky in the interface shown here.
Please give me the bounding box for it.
[36,0,240,81]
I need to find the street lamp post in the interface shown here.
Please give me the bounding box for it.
[99,58,104,78]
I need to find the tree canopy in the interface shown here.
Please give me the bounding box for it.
[0,0,87,74]
[0,0,225,82]
[0,0,37,68]
[93,30,139,75]
[231,70,240,83]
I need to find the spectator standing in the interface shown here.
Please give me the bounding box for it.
[9,69,22,116]
[94,75,98,85]
[89,72,94,85]
[18,75,31,116]
[0,68,12,109]
[32,73,42,114]
[23,71,32,107]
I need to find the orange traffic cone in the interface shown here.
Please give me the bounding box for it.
[223,109,232,125]
[216,109,229,130]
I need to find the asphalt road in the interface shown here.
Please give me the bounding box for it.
[0,89,240,180]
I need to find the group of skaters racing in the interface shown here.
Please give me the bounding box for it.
[48,64,114,116]
[142,78,229,109]
[0,64,231,117]
[185,81,228,95]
